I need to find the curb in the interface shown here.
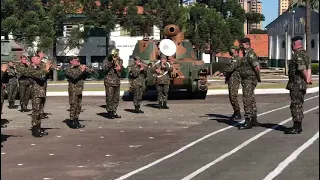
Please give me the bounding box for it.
[46,86,319,97]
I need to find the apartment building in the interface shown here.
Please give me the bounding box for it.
[238,0,263,34]
[279,0,292,15]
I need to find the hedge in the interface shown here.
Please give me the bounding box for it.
[311,63,319,75]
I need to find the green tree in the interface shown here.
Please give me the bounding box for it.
[245,12,265,34]
[250,28,267,34]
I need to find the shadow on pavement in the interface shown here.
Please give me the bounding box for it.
[259,123,288,132]
[1,134,21,148]
[124,109,136,113]
[122,91,204,101]
[144,104,159,109]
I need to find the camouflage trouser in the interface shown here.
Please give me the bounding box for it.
[1,87,4,113]
[156,84,169,102]
[19,83,31,106]
[69,93,82,120]
[69,90,82,111]
[7,82,18,103]
[31,97,45,127]
[289,89,306,122]
[241,79,257,119]
[133,85,144,106]
[105,85,120,112]
[227,77,241,111]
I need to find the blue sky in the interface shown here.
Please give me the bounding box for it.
[261,0,279,29]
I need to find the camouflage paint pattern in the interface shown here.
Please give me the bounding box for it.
[16,62,32,107]
[65,65,87,120]
[129,64,147,106]
[129,24,209,99]
[287,48,310,122]
[26,64,50,126]
[239,48,260,119]
[103,55,122,112]
[6,66,18,103]
[223,55,241,111]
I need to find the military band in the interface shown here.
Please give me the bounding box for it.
[1,36,313,137]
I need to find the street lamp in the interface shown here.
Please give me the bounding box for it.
[284,10,295,76]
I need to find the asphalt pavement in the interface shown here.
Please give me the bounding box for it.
[1,92,319,180]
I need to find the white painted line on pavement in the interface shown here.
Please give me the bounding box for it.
[181,106,319,180]
[45,86,319,96]
[113,96,319,180]
[262,131,319,180]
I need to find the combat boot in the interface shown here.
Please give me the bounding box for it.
[251,117,259,126]
[41,113,49,119]
[32,125,48,137]
[158,101,162,109]
[238,118,253,130]
[230,110,242,120]
[134,105,144,114]
[162,101,169,109]
[8,102,18,109]
[76,119,85,128]
[113,112,121,118]
[67,119,85,129]
[285,122,303,134]
[106,111,114,119]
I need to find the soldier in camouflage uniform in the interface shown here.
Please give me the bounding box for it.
[37,49,50,119]
[103,49,122,119]
[1,64,8,114]
[152,54,173,109]
[64,57,86,129]
[237,38,261,130]
[6,61,18,109]
[26,55,52,137]
[129,56,147,113]
[285,36,312,134]
[16,55,32,112]
[214,46,242,120]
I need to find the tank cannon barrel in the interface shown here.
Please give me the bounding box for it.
[163,24,180,36]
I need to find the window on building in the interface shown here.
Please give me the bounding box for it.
[311,39,315,48]
[282,41,286,49]
[91,56,106,63]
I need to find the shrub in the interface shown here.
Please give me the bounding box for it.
[311,63,319,75]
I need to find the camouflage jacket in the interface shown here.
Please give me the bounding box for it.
[26,64,50,97]
[65,65,87,95]
[7,66,18,84]
[15,62,31,85]
[239,48,260,80]
[152,62,173,85]
[286,48,309,90]
[223,55,241,84]
[102,56,123,86]
[1,71,5,91]
[129,64,147,87]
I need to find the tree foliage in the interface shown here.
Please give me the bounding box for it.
[250,28,267,34]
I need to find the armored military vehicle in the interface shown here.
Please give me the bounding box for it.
[128,24,209,99]
[1,39,24,63]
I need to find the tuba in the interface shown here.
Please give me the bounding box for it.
[153,39,176,78]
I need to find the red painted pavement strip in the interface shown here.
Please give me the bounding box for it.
[1,127,183,180]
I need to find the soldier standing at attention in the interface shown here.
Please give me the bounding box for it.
[103,49,122,119]
[64,57,86,129]
[37,49,50,119]
[6,61,18,109]
[16,55,32,112]
[285,36,312,134]
[27,55,52,137]
[1,64,8,114]
[129,56,147,113]
[214,46,242,120]
[153,54,173,109]
[238,38,261,130]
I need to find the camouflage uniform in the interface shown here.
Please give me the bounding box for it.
[26,64,50,137]
[6,65,18,109]
[285,39,310,134]
[16,62,31,112]
[238,46,260,129]
[223,55,242,119]
[103,55,122,118]
[129,61,147,113]
[65,65,87,129]
[153,59,173,109]
[1,70,6,114]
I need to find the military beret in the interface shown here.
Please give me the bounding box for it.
[291,36,303,42]
[230,46,240,51]
[159,53,167,59]
[240,38,250,43]
[134,56,141,61]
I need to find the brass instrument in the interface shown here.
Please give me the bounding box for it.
[41,57,59,70]
[84,65,99,75]
[153,60,171,78]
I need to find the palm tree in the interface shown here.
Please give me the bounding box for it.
[288,0,319,57]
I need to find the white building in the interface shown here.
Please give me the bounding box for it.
[266,7,319,67]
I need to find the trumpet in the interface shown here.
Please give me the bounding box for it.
[81,65,99,75]
[42,58,59,70]
[112,56,121,67]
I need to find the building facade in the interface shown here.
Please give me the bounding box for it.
[266,7,319,68]
[279,0,292,16]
